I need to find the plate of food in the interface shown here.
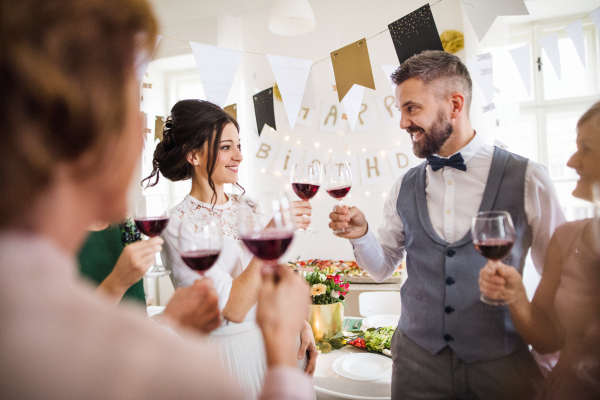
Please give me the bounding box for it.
[362,314,399,329]
[332,353,392,381]
[345,326,395,358]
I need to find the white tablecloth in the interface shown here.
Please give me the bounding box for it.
[313,319,392,400]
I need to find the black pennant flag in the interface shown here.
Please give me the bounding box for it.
[253,87,276,136]
[388,4,444,65]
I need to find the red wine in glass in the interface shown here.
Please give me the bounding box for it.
[181,250,221,274]
[471,211,516,306]
[290,163,321,234]
[179,216,222,277]
[133,195,171,278]
[292,183,320,201]
[242,229,294,261]
[474,239,514,261]
[323,160,355,234]
[326,185,351,200]
[134,217,169,237]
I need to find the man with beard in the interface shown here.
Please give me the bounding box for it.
[329,50,565,399]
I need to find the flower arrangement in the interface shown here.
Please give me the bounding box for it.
[304,268,350,306]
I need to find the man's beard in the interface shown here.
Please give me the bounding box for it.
[407,110,453,158]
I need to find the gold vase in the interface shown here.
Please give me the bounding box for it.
[308,302,344,341]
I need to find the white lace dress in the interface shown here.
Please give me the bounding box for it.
[160,194,266,400]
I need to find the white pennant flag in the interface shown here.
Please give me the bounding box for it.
[342,85,366,132]
[538,33,561,81]
[189,42,244,108]
[266,54,312,131]
[467,53,494,105]
[460,0,529,42]
[590,7,600,33]
[136,35,162,83]
[565,20,586,68]
[300,68,317,111]
[508,44,531,97]
[381,65,400,94]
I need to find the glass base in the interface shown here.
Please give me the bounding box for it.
[480,293,509,306]
[333,225,358,235]
[145,266,171,278]
[295,227,318,234]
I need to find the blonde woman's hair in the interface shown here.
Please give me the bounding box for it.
[0,0,158,227]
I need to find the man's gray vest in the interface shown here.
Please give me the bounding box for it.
[396,147,532,363]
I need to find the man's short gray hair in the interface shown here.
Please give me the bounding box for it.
[391,50,472,114]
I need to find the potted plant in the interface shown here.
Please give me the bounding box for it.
[304,267,350,341]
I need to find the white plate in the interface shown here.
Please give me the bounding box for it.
[362,314,399,329]
[332,353,392,381]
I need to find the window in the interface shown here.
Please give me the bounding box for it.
[487,17,600,222]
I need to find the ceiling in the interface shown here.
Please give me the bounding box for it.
[148,0,600,29]
[147,0,275,28]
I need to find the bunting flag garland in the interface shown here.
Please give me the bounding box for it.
[381,65,400,94]
[300,68,317,111]
[508,44,532,97]
[189,42,244,108]
[266,54,313,131]
[136,35,162,83]
[591,6,600,33]
[154,116,165,142]
[253,87,276,136]
[330,38,376,102]
[388,4,444,65]
[468,52,494,110]
[460,0,529,42]
[538,33,561,81]
[224,104,237,120]
[565,20,586,68]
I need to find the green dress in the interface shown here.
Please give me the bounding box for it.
[77,226,146,305]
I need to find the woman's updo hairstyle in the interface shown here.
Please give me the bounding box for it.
[142,100,240,202]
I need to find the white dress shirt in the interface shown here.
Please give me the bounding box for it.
[351,134,566,281]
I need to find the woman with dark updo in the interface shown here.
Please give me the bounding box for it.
[143,99,317,400]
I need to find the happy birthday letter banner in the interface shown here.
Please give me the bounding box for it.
[266,54,313,131]
[189,42,244,108]
[388,4,444,65]
[136,35,162,83]
[253,87,276,136]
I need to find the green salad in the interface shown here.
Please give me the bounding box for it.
[363,326,395,352]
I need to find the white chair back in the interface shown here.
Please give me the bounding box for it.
[358,291,401,317]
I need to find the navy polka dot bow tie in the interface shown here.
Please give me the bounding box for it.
[426,153,467,172]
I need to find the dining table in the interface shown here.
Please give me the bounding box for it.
[313,316,392,400]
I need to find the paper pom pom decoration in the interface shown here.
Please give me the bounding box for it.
[440,30,464,54]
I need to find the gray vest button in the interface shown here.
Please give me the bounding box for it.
[446,249,456,257]
[445,306,454,314]
[444,334,454,342]
[445,277,455,285]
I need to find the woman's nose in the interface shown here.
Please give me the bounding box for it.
[567,151,579,169]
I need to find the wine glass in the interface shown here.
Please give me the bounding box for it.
[290,162,321,234]
[323,160,356,234]
[179,216,222,276]
[471,211,516,306]
[239,192,295,273]
[133,194,170,278]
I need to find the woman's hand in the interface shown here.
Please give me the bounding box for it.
[257,265,310,369]
[163,279,221,335]
[479,261,527,304]
[98,237,163,303]
[291,200,312,230]
[298,320,318,375]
